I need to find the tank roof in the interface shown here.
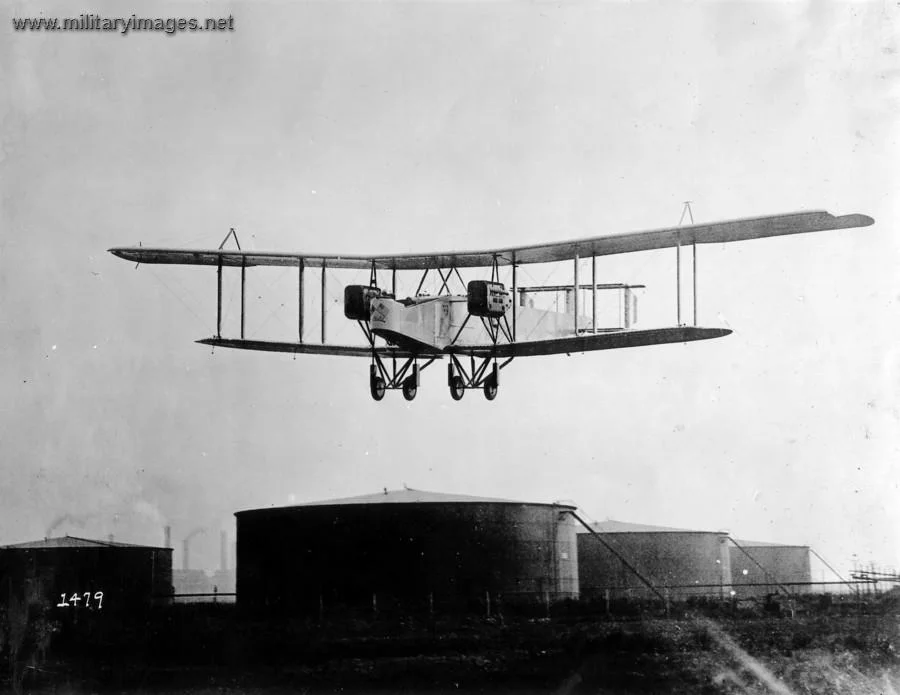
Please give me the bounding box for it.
[578,519,726,535]
[0,535,170,551]
[237,487,577,515]
[732,539,810,549]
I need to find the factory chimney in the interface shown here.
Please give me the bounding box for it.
[164,525,171,549]
[182,528,206,571]
[183,539,189,571]
[220,530,228,571]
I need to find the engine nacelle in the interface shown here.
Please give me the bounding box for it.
[344,285,383,321]
[467,280,511,318]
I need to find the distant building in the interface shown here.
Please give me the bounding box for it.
[577,520,732,600]
[0,535,173,618]
[729,541,812,597]
[171,569,235,603]
[172,569,214,595]
[236,488,579,617]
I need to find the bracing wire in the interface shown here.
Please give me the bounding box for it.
[515,262,565,341]
[145,267,214,335]
[246,267,293,338]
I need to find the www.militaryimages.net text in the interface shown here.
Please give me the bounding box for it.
[12,13,235,35]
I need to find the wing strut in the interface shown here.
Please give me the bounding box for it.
[298,259,304,344]
[320,261,326,344]
[216,258,223,339]
[215,227,242,340]
[676,232,682,326]
[217,227,241,250]
[678,201,695,328]
[591,254,598,334]
[573,253,580,335]
[240,256,246,339]
[693,241,698,326]
[414,269,430,296]
[510,259,517,341]
[437,269,451,295]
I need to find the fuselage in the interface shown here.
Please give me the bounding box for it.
[369,295,588,351]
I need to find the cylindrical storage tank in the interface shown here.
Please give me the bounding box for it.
[729,542,812,598]
[577,520,732,600]
[236,489,578,617]
[0,535,174,641]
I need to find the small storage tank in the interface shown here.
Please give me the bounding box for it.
[577,520,732,599]
[729,541,812,597]
[0,535,173,626]
[236,488,578,616]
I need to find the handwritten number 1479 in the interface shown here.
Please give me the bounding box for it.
[57,592,104,609]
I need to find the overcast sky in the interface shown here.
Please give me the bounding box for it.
[2,1,898,575]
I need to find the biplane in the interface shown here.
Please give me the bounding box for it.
[109,210,873,401]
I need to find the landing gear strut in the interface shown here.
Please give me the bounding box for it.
[447,357,510,401]
[367,357,426,402]
[356,319,438,402]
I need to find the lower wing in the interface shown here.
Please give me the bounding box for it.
[198,326,730,358]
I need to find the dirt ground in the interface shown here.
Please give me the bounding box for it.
[8,599,900,694]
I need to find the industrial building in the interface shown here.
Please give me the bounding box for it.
[173,529,236,601]
[577,520,732,600]
[235,488,579,617]
[729,541,812,597]
[0,535,173,617]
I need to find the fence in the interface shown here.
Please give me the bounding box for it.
[156,578,890,625]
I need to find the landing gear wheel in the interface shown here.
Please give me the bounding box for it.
[483,377,498,401]
[449,376,465,401]
[402,377,418,401]
[370,375,386,401]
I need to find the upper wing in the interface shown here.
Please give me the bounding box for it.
[109,210,873,271]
